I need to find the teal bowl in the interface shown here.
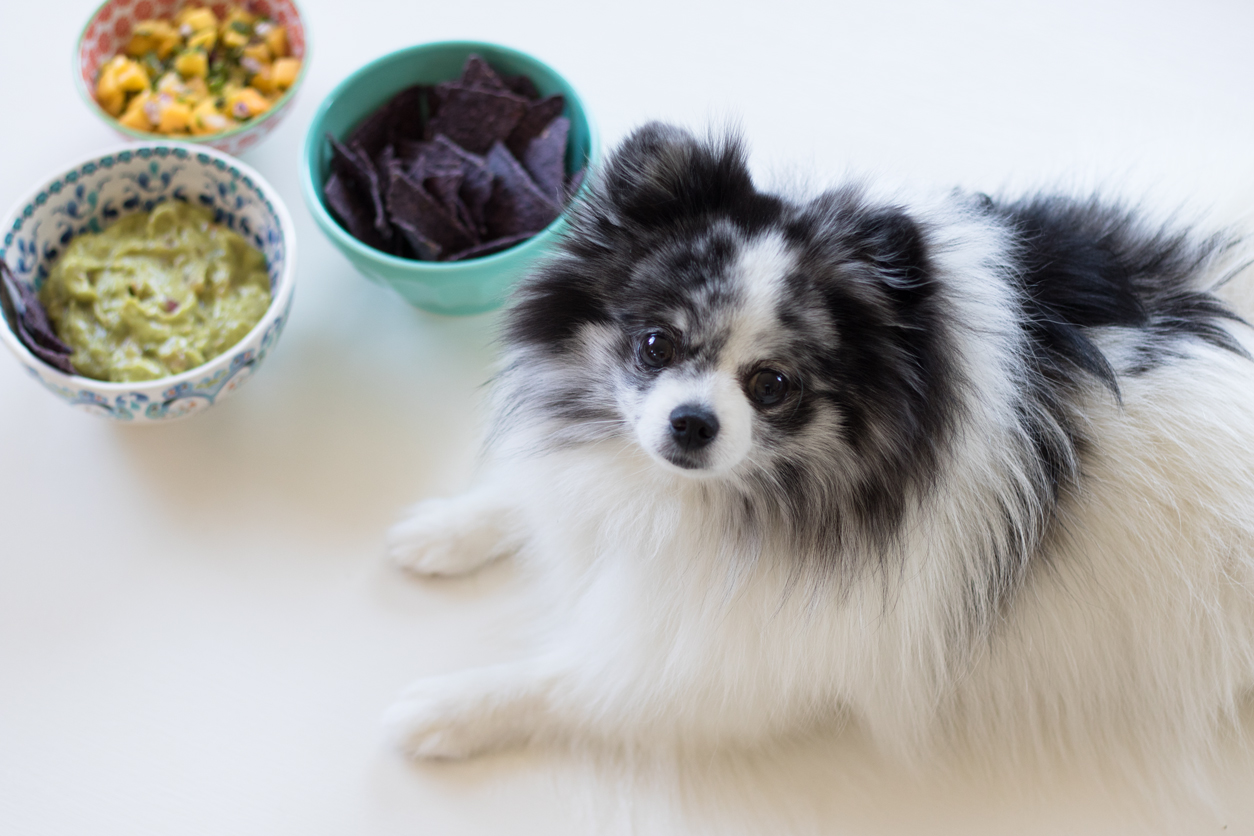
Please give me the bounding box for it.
[300,41,597,316]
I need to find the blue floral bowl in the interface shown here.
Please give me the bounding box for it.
[0,142,296,422]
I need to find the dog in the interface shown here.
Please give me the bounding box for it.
[382,123,1254,778]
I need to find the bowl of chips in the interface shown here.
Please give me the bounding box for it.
[300,41,597,316]
[75,0,308,156]
[0,142,296,421]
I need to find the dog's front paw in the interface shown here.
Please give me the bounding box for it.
[386,493,515,576]
[382,669,537,760]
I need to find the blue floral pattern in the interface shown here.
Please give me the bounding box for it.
[1,144,293,422]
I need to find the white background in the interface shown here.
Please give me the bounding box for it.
[3,0,1254,833]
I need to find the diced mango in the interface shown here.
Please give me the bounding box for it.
[125,20,181,60]
[158,30,183,58]
[242,43,272,64]
[118,91,157,131]
[123,27,159,57]
[99,54,130,76]
[271,57,300,90]
[97,90,125,116]
[189,98,235,135]
[113,58,150,93]
[156,71,184,96]
[97,89,126,116]
[96,56,130,115]
[155,71,208,108]
[187,27,216,51]
[263,24,288,59]
[181,76,210,102]
[220,9,255,49]
[222,7,257,26]
[157,100,192,133]
[248,64,276,94]
[174,49,208,78]
[225,87,271,119]
[221,27,249,49]
[189,97,219,127]
[176,6,218,32]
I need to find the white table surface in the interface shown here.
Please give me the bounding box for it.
[3,0,1254,833]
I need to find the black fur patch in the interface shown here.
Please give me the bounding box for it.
[991,195,1248,393]
[775,189,957,557]
[506,260,611,346]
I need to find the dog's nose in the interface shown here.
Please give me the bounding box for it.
[669,404,720,450]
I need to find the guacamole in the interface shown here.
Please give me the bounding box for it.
[40,202,271,382]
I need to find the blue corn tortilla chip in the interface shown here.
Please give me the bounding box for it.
[3,265,66,352]
[448,149,495,237]
[483,142,561,238]
[427,83,529,156]
[326,134,393,251]
[503,73,540,101]
[399,136,494,237]
[347,85,428,161]
[447,231,539,262]
[392,138,427,174]
[14,316,76,375]
[385,163,477,261]
[324,172,385,251]
[0,264,19,338]
[374,142,398,186]
[506,94,565,156]
[458,159,494,236]
[521,116,569,206]
[459,54,507,91]
[423,169,478,239]
[400,135,484,179]
[1,262,75,375]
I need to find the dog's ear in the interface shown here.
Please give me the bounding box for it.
[594,122,756,229]
[851,208,931,292]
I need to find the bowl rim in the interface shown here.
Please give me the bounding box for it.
[299,38,600,275]
[0,141,297,393]
[73,0,311,145]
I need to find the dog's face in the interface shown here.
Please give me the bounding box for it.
[615,228,804,478]
[504,124,957,550]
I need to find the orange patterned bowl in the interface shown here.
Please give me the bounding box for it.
[74,0,308,156]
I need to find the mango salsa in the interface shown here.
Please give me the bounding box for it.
[94,3,301,137]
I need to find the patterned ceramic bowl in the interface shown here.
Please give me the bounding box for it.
[0,142,296,422]
[75,0,308,156]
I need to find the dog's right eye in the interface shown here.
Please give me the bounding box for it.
[639,332,676,369]
[747,369,790,406]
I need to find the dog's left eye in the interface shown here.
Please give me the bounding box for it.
[747,369,790,406]
[639,332,676,369]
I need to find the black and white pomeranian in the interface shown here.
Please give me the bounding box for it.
[384,123,1254,774]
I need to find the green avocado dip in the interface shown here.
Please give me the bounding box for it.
[39,202,271,382]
